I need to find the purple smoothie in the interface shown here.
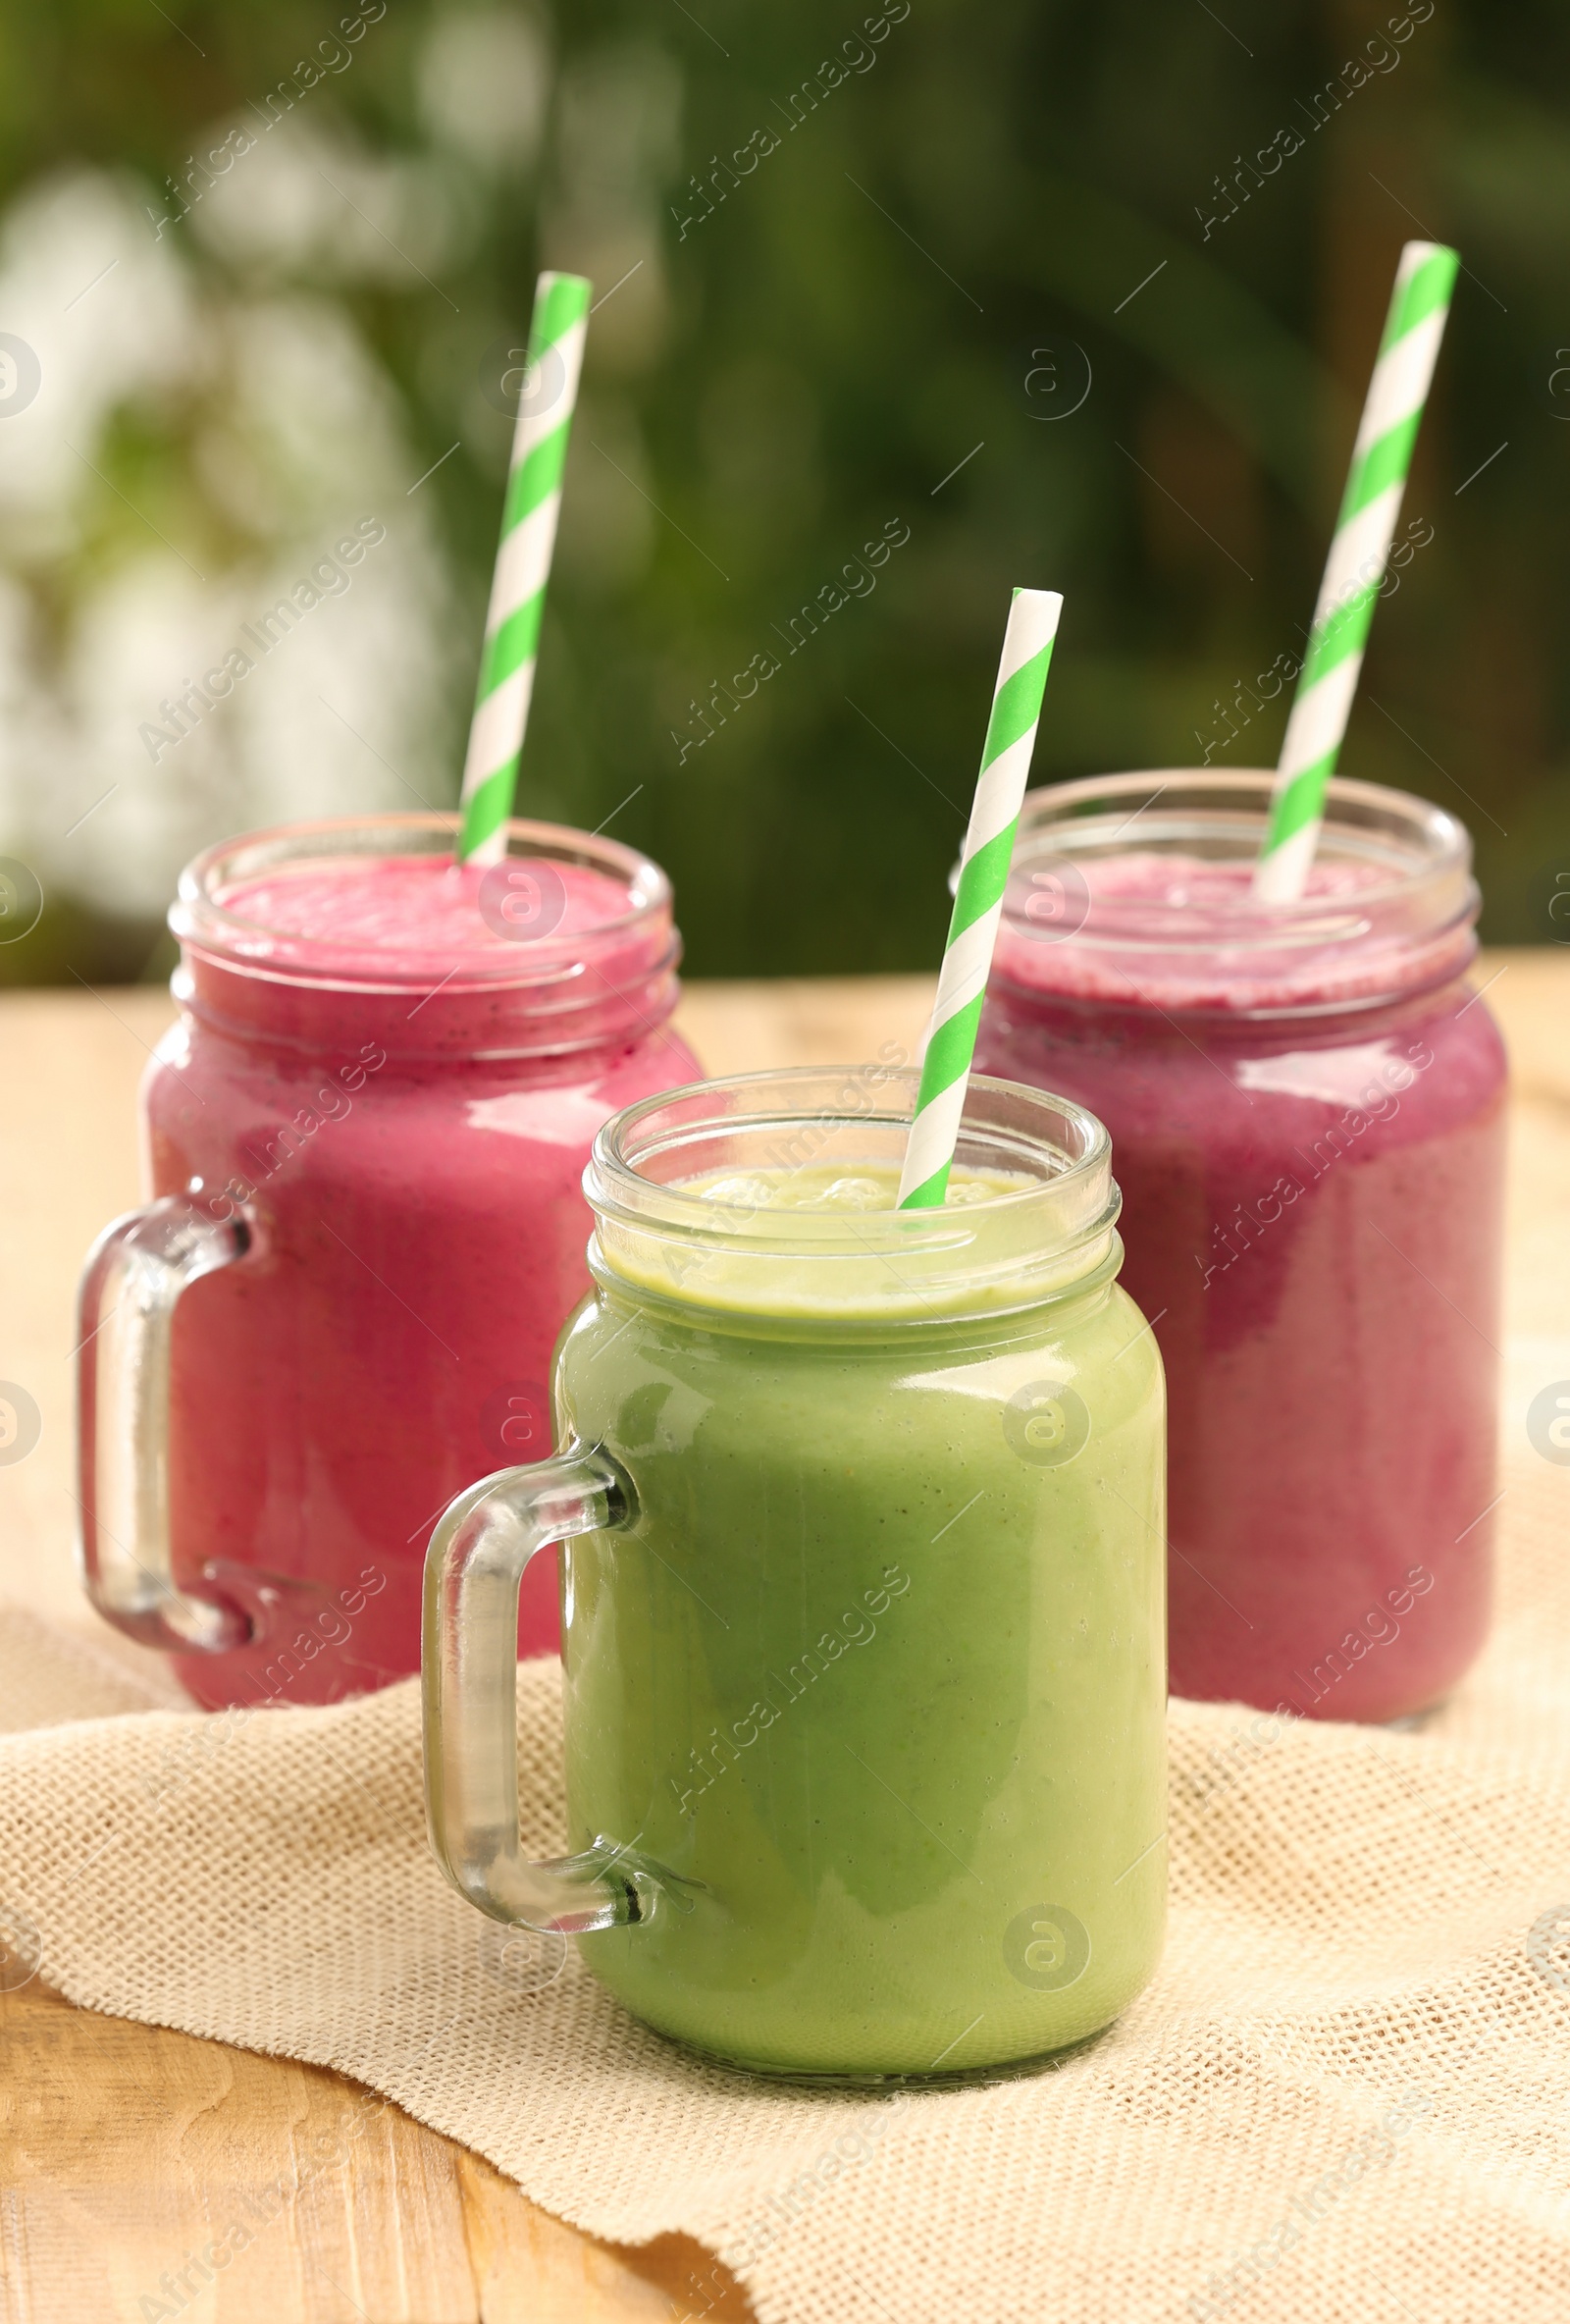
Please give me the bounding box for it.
[974,773,1506,1722]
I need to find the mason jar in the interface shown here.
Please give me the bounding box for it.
[974,769,1507,1723]
[77,812,701,1707]
[423,1066,1167,2083]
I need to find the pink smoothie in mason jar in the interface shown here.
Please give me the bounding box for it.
[84,815,701,1710]
[974,771,1506,1723]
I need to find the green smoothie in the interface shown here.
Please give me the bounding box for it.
[558,1161,1167,2081]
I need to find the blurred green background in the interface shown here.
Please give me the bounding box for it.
[0,0,1564,981]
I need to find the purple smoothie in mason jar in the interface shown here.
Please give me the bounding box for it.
[974,770,1506,1723]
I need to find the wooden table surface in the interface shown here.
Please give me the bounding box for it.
[2,957,1566,2323]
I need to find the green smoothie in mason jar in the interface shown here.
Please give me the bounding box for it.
[423,1068,1166,2084]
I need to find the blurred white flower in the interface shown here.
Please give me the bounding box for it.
[190,111,479,290]
[418,7,552,175]
[194,295,414,539]
[0,170,199,556]
[0,164,464,924]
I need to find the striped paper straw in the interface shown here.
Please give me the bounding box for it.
[898,588,1063,1210]
[456,270,592,865]
[1254,239,1458,903]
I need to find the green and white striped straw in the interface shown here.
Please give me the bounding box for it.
[456,270,592,865]
[1254,239,1458,903]
[898,588,1063,1209]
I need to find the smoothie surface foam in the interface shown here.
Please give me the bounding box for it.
[1063,849,1383,912]
[217,853,632,966]
[994,849,1462,1013]
[686,1163,1029,1211]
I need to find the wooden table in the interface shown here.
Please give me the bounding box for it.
[2,958,1565,2322]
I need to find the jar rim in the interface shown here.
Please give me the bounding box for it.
[585,1067,1121,1323]
[991,769,1478,1016]
[170,811,673,996]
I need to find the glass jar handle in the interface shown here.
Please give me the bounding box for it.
[77,1197,254,1653]
[423,1448,659,1934]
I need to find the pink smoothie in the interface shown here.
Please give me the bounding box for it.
[217,855,631,974]
[977,836,1506,1723]
[148,837,701,1709]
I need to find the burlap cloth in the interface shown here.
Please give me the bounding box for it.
[3,1450,1569,2324]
